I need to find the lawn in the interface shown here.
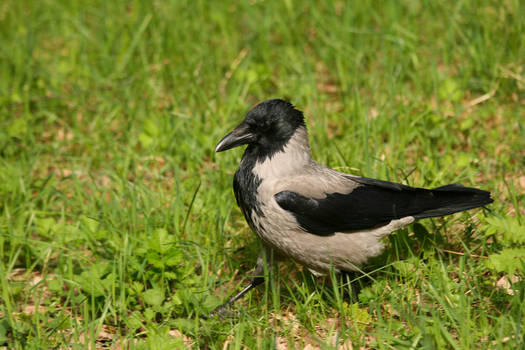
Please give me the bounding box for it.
[0,0,524,348]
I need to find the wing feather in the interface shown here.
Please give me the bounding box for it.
[275,176,492,236]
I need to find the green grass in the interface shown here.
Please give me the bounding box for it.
[1,0,524,348]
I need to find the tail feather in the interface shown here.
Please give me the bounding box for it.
[413,184,493,220]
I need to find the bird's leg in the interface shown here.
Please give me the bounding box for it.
[207,247,270,318]
[207,276,263,318]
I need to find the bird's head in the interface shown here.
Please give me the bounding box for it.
[215,99,306,155]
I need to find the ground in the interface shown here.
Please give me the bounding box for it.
[0,0,524,348]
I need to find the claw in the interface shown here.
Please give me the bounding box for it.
[205,276,264,319]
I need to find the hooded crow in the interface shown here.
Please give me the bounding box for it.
[212,99,493,316]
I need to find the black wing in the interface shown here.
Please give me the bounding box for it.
[275,177,492,236]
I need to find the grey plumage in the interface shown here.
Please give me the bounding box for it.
[210,99,493,316]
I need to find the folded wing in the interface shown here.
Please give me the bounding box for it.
[275,176,493,236]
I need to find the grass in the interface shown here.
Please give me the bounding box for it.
[0,0,524,348]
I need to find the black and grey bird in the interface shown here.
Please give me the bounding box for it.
[212,99,493,316]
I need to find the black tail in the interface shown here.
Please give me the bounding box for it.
[413,184,493,220]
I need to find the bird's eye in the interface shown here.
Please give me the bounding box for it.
[259,120,272,132]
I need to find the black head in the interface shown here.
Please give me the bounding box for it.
[215,99,305,156]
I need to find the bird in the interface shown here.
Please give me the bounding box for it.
[211,98,493,317]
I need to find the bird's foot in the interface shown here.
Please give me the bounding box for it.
[204,302,233,320]
[203,277,263,320]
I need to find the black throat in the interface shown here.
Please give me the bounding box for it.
[233,147,265,231]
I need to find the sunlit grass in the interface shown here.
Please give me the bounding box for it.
[0,0,523,348]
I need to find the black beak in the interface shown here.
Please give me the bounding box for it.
[215,122,256,153]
